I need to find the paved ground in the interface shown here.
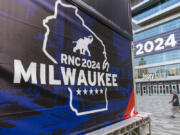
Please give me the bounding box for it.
[136,95,180,135]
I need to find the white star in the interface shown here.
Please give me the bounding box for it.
[76,89,81,95]
[100,89,103,94]
[95,89,99,94]
[83,89,88,95]
[89,89,94,95]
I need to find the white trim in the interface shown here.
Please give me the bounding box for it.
[131,0,150,11]
[135,75,180,83]
[133,13,180,34]
[135,59,180,69]
[133,2,180,25]
[132,18,138,24]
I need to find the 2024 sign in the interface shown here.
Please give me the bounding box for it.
[135,34,177,56]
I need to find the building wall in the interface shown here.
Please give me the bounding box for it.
[132,0,180,95]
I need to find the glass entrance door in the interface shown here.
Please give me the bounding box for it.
[147,85,151,95]
[142,85,146,95]
[165,85,170,95]
[178,84,180,94]
[153,85,157,95]
[151,85,153,95]
[171,84,177,93]
[163,85,166,95]
[159,85,163,95]
[136,83,141,95]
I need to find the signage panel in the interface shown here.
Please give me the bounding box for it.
[0,0,134,134]
[134,28,180,58]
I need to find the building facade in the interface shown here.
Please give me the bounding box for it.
[132,0,180,95]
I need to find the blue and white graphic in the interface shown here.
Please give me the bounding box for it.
[134,28,180,58]
[43,0,109,71]
[42,0,113,116]
[0,0,133,134]
[73,35,93,57]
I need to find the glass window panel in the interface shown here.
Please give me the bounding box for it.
[133,0,180,21]
[136,63,180,79]
[135,50,180,66]
[133,18,180,41]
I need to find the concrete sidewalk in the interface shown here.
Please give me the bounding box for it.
[137,95,180,135]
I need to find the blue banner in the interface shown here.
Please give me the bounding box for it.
[134,28,180,58]
[0,0,133,134]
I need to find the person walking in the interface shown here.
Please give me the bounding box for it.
[169,90,179,118]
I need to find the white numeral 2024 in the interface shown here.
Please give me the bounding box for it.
[136,34,177,55]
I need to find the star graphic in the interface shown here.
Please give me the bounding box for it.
[76,89,81,95]
[95,89,99,94]
[100,89,103,94]
[83,89,88,95]
[89,89,94,95]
